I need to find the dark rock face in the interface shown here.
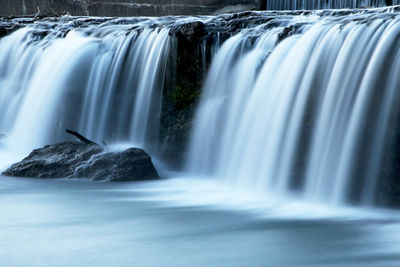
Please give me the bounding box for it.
[2,142,159,181]
[170,21,206,41]
[0,0,261,17]
[161,21,209,167]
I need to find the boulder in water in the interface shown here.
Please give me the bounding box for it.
[2,141,159,181]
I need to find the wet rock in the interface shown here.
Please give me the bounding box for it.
[0,22,21,38]
[0,26,7,38]
[170,21,206,41]
[2,141,159,181]
[277,23,307,43]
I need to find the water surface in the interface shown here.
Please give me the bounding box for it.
[1,176,400,267]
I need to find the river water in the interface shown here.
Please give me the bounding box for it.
[1,175,400,267]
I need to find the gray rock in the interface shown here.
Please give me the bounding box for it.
[2,141,159,181]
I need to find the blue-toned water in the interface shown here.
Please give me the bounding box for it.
[1,6,400,267]
[1,176,400,267]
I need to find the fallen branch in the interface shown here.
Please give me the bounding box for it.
[65,129,98,145]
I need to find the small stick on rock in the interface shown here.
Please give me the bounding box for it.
[65,129,98,145]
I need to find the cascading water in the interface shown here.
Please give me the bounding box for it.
[265,0,400,10]
[1,7,400,208]
[0,19,170,168]
[3,9,400,267]
[186,9,400,207]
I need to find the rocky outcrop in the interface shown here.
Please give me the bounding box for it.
[2,142,159,181]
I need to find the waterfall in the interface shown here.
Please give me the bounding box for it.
[1,8,400,207]
[0,22,170,167]
[265,0,400,10]
[186,11,400,206]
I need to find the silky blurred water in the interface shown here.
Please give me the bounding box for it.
[2,8,400,267]
[1,176,400,267]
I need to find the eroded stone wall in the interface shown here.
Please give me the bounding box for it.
[0,0,261,17]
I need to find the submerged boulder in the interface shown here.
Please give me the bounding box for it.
[2,141,159,181]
